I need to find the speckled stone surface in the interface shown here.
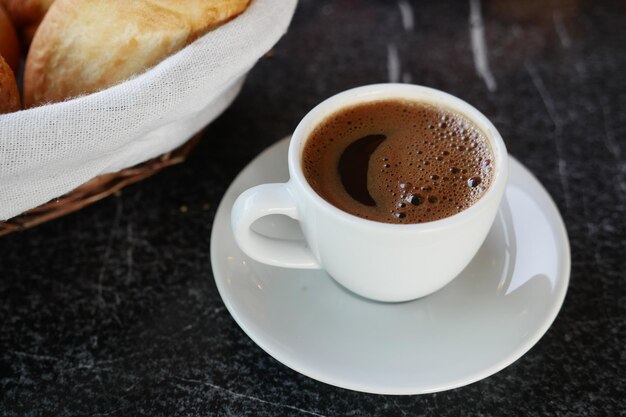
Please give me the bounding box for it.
[1,0,624,416]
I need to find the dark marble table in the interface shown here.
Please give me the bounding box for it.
[1,0,624,415]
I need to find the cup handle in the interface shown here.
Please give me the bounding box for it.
[231,183,321,269]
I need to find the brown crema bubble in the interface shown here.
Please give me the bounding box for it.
[301,99,495,224]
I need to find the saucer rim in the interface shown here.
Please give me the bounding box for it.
[210,137,571,395]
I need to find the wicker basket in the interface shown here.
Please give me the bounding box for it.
[0,133,201,237]
[0,0,296,234]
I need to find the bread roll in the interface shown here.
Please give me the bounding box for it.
[0,4,20,73]
[23,0,251,108]
[0,0,54,32]
[0,55,20,113]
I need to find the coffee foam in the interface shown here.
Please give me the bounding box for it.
[302,99,495,224]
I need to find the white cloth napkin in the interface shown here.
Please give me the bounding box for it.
[0,0,297,220]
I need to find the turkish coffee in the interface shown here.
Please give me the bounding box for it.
[302,99,494,224]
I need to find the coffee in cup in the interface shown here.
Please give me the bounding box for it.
[302,99,494,224]
[231,84,508,302]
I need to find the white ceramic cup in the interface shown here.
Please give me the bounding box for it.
[231,84,508,302]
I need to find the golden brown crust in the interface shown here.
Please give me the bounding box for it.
[0,0,55,47]
[0,0,54,29]
[0,54,20,113]
[0,4,20,73]
[23,0,251,108]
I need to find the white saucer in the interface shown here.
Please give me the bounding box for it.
[210,137,570,395]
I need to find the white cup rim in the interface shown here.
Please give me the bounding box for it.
[288,83,509,232]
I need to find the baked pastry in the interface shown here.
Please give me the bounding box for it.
[0,0,54,28]
[0,0,54,44]
[23,0,251,107]
[0,4,20,73]
[0,55,20,113]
